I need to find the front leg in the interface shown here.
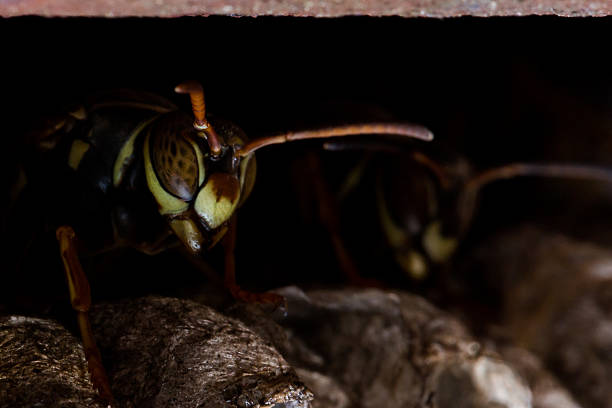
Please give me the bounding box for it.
[222,215,285,305]
[56,226,114,406]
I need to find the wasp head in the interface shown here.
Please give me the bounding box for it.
[144,96,256,254]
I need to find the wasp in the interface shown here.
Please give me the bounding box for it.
[7,81,433,403]
[317,140,612,282]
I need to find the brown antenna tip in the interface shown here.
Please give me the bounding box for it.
[175,81,223,156]
[175,80,206,127]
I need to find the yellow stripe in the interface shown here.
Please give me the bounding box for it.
[68,139,90,170]
[376,177,407,249]
[422,221,458,263]
[194,180,239,230]
[113,117,157,187]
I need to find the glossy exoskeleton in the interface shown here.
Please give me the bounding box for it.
[10,81,433,403]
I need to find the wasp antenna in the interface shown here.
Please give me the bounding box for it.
[323,143,451,189]
[323,140,413,153]
[466,163,612,195]
[236,123,434,158]
[175,81,206,124]
[456,162,612,236]
[410,151,453,189]
[175,81,222,156]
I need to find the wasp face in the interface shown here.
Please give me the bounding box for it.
[144,111,256,253]
[378,159,459,280]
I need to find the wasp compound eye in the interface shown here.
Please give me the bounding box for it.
[150,123,205,201]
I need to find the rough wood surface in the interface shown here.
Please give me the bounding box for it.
[0,0,610,17]
[2,287,585,408]
[90,296,312,408]
[471,226,612,408]
[263,287,532,408]
[0,316,105,408]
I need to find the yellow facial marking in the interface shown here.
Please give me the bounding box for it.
[422,220,458,263]
[194,173,240,229]
[144,131,189,215]
[395,250,428,280]
[113,117,156,187]
[68,139,90,170]
[377,180,408,249]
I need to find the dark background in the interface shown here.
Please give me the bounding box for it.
[1,16,611,316]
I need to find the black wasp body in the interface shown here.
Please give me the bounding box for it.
[15,88,254,260]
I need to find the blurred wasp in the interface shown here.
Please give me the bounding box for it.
[317,138,612,282]
[6,81,433,403]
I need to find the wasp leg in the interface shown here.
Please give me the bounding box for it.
[56,226,114,406]
[307,153,384,288]
[222,216,285,305]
